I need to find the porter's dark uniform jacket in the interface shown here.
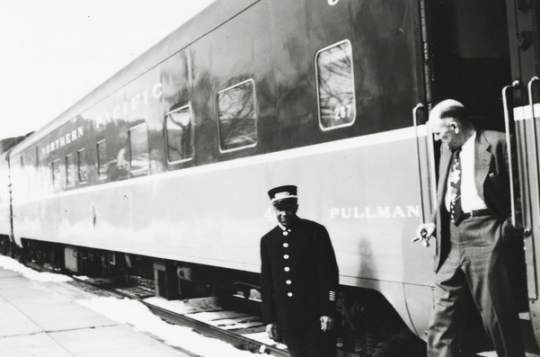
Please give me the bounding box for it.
[260,218,339,330]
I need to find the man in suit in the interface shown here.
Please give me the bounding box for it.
[416,99,524,357]
[260,185,339,357]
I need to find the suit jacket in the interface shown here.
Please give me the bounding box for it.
[433,129,516,272]
[260,217,339,330]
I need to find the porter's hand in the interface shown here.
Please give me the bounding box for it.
[320,316,334,331]
[266,323,278,339]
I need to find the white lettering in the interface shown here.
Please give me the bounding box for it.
[341,208,352,219]
[377,207,391,218]
[365,207,377,218]
[407,206,420,217]
[113,105,121,119]
[131,95,141,110]
[153,82,163,99]
[393,206,406,218]
[71,130,77,140]
[66,132,71,144]
[353,208,364,218]
[104,111,111,123]
[329,206,421,219]
[143,90,149,105]
[78,127,83,137]
[60,137,65,147]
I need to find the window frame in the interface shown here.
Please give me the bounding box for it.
[165,103,194,165]
[314,39,357,132]
[216,78,258,153]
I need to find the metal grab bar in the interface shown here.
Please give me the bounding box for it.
[528,77,540,231]
[413,103,427,223]
[502,81,520,227]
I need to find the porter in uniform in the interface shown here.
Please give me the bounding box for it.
[260,185,339,357]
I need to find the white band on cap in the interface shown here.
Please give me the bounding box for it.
[271,195,297,203]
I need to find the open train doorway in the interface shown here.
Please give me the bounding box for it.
[423,0,540,353]
[426,0,511,132]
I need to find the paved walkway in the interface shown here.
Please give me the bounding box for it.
[0,267,190,357]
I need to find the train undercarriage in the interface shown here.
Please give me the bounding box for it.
[0,234,426,357]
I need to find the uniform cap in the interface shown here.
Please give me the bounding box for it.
[268,185,298,206]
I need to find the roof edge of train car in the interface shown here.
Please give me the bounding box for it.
[11,0,261,155]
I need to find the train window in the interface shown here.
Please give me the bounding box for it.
[65,154,75,187]
[52,159,62,192]
[166,105,194,163]
[97,140,107,180]
[315,40,356,130]
[217,79,257,152]
[78,149,87,183]
[128,124,149,173]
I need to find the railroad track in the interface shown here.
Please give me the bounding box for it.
[66,274,290,356]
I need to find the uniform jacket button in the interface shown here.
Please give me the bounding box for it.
[284,254,289,259]
[287,292,293,297]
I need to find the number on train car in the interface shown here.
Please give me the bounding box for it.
[316,40,356,131]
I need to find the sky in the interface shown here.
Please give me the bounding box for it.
[0,0,215,140]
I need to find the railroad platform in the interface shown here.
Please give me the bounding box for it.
[0,266,190,357]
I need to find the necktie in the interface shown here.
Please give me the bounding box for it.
[449,149,463,225]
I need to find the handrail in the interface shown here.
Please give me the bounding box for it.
[413,103,426,223]
[502,80,520,226]
[528,76,540,231]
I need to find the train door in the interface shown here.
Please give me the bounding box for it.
[423,0,540,352]
[506,0,540,349]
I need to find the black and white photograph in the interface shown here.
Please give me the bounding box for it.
[0,1,539,356]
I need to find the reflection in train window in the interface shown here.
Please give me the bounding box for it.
[78,149,87,183]
[65,153,75,187]
[52,159,62,192]
[129,124,149,173]
[166,105,193,163]
[316,40,356,130]
[97,140,107,180]
[217,79,257,152]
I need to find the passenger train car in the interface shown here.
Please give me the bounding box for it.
[2,0,540,354]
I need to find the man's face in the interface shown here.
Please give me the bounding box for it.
[273,202,298,228]
[430,117,461,151]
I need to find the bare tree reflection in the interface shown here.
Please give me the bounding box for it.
[317,42,355,128]
[218,81,257,150]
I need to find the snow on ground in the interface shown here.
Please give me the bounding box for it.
[78,296,256,357]
[0,255,72,282]
[0,256,256,357]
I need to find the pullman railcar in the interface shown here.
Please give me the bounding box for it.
[3,0,540,355]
